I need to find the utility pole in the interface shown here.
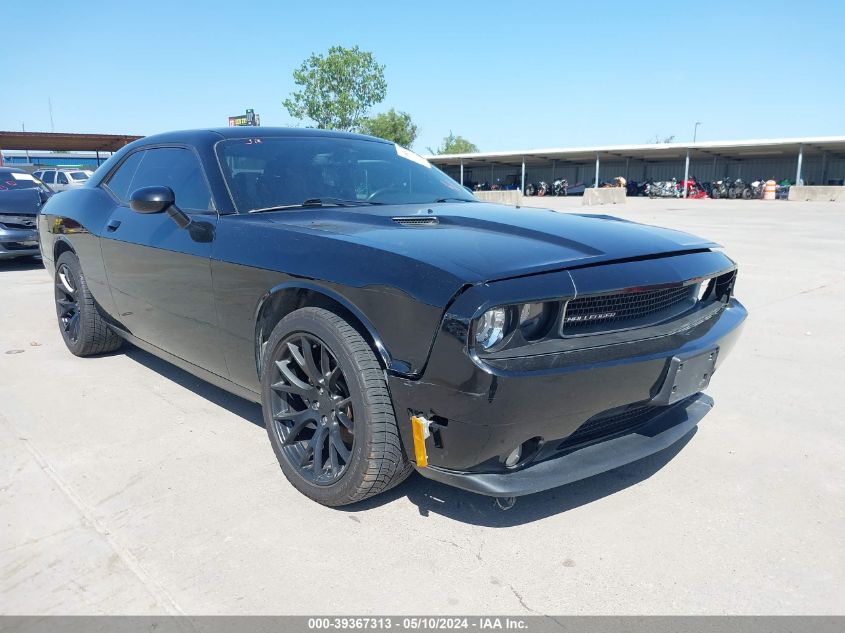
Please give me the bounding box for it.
[22,123,30,164]
[48,98,55,133]
[693,122,701,143]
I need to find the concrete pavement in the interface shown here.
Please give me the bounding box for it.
[1,199,843,614]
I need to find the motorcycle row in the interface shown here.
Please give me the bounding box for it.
[474,176,587,196]
[640,177,792,199]
[516,177,793,199]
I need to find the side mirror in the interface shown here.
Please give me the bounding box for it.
[129,185,192,229]
[129,186,175,214]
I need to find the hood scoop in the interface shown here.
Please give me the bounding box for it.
[392,216,439,227]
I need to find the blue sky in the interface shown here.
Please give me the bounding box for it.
[2,1,843,153]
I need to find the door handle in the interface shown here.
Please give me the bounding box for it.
[106,219,122,232]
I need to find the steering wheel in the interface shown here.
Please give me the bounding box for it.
[367,186,401,201]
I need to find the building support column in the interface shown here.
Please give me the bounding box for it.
[594,153,600,188]
[683,150,691,198]
[96,150,100,166]
[820,152,827,185]
[796,144,804,185]
[551,160,556,182]
[459,160,464,187]
[520,157,526,195]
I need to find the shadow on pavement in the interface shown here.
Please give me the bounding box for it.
[124,345,264,428]
[344,430,695,527]
[120,342,696,526]
[0,257,43,272]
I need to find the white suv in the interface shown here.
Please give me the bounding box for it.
[33,168,92,192]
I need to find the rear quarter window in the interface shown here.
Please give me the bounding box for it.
[103,152,143,202]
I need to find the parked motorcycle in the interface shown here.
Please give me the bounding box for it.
[680,177,708,199]
[749,180,766,199]
[552,178,568,196]
[710,179,730,199]
[649,179,681,198]
[728,179,750,200]
[524,182,535,196]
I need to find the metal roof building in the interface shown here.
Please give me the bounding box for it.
[0,131,142,169]
[426,136,845,191]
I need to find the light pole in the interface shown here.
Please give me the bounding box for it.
[693,122,701,143]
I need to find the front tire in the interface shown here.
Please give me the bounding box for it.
[54,251,123,357]
[261,307,412,506]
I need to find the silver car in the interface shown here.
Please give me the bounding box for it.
[33,168,91,192]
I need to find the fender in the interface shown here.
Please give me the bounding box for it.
[253,280,399,376]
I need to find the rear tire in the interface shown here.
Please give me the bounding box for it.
[261,307,412,506]
[54,251,123,357]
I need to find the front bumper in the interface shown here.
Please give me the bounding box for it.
[387,257,746,497]
[418,393,713,497]
[0,225,39,259]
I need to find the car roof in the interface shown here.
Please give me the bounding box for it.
[126,127,393,149]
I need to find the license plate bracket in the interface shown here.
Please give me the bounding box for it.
[652,347,719,406]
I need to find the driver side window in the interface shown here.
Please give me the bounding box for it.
[104,147,212,212]
[130,148,212,212]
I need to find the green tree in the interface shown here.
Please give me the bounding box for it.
[360,109,418,147]
[283,45,387,131]
[427,131,479,155]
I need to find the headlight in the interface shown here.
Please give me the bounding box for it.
[475,307,509,350]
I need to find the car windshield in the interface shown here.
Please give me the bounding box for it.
[0,171,52,193]
[216,136,475,212]
[69,171,89,181]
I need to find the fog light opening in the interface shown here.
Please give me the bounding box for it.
[505,437,544,469]
[505,446,522,469]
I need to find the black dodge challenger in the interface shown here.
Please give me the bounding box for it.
[38,128,746,506]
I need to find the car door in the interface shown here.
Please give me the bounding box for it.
[40,170,56,189]
[98,146,227,377]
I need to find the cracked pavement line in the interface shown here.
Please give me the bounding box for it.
[1,410,185,616]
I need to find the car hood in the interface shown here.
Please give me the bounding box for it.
[262,202,718,282]
[0,188,43,216]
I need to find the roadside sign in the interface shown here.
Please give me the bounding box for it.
[228,109,260,127]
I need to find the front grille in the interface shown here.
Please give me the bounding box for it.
[2,241,38,250]
[562,284,696,335]
[0,215,37,230]
[557,404,661,451]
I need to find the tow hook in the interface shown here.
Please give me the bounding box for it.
[410,414,433,468]
[495,496,517,511]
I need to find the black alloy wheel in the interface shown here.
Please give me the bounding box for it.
[55,262,81,345]
[268,333,355,485]
[261,307,412,506]
[52,251,122,357]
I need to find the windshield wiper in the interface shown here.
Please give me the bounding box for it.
[434,197,475,203]
[249,197,383,213]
